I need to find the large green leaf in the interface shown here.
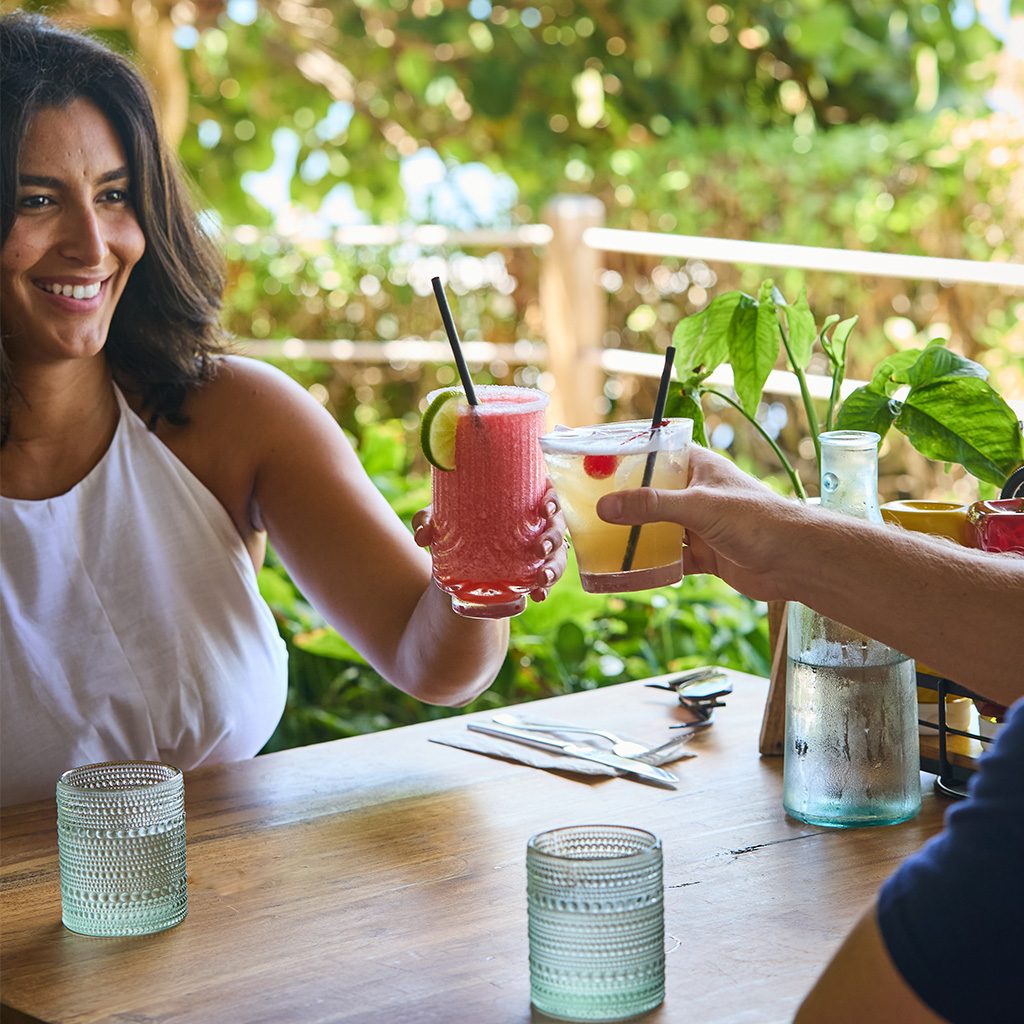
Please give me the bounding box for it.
[784,288,817,371]
[664,385,708,447]
[905,344,989,388]
[895,378,1024,487]
[835,386,898,440]
[866,348,924,396]
[672,291,742,384]
[728,285,778,417]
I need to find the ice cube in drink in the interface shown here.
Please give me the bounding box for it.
[540,419,692,593]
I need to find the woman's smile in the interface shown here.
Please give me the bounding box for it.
[34,279,106,301]
[31,277,109,316]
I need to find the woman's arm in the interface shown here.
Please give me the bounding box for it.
[597,446,1024,703]
[201,358,556,706]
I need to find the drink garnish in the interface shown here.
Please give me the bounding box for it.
[583,454,618,479]
[621,420,669,445]
[421,388,462,471]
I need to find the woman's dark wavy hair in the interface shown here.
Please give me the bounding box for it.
[0,12,225,444]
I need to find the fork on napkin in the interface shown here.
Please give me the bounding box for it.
[429,717,696,780]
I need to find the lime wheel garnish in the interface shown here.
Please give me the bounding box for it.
[420,389,462,471]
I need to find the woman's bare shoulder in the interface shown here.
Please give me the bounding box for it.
[200,354,308,408]
[159,354,332,472]
[157,356,355,544]
[181,355,335,439]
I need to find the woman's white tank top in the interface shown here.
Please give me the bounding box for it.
[0,385,288,805]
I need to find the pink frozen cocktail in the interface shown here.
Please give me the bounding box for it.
[423,385,549,618]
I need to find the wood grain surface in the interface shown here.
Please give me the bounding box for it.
[0,670,950,1024]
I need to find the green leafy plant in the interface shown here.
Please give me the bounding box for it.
[667,280,1024,496]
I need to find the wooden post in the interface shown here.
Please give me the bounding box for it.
[759,600,788,756]
[540,196,606,427]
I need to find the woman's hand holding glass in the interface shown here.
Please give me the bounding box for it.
[412,484,568,604]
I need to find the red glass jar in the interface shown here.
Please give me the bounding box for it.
[965,494,1021,748]
[967,498,1024,555]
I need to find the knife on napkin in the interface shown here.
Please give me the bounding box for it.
[467,722,678,787]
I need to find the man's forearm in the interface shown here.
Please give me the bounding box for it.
[779,507,1024,704]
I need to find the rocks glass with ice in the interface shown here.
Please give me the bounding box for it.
[540,419,692,593]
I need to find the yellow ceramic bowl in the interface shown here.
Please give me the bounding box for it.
[880,499,974,546]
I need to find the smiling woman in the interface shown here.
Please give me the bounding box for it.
[0,16,224,446]
[0,13,566,807]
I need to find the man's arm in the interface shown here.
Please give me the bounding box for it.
[598,447,1024,1022]
[597,446,1024,704]
[780,511,1022,704]
[796,907,945,1023]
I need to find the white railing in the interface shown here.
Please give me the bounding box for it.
[236,196,1024,421]
[584,228,1024,288]
[239,338,545,366]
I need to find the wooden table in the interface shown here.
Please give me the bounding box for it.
[1,670,949,1024]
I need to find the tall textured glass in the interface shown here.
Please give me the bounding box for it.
[527,825,664,1022]
[783,431,921,828]
[56,761,187,936]
[429,385,549,618]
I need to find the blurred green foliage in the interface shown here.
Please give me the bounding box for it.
[220,115,1020,374]
[33,1,1022,400]
[258,417,769,752]
[33,1,1004,228]
[165,0,1000,226]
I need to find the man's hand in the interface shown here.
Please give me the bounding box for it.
[596,446,802,601]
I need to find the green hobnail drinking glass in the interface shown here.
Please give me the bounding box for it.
[527,824,665,1022]
[56,761,188,936]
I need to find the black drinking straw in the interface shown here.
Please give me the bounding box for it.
[620,345,676,572]
[431,276,478,406]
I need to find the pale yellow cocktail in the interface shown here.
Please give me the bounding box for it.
[540,419,692,593]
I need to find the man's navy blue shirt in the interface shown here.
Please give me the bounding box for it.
[877,697,1024,1024]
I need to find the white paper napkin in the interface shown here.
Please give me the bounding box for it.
[429,730,618,776]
